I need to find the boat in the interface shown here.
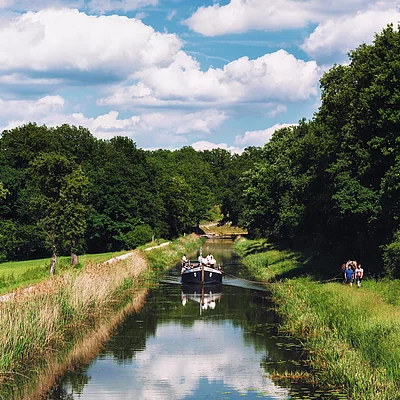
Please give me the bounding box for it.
[181,283,222,311]
[180,247,223,284]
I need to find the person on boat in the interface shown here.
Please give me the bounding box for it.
[209,254,216,268]
[181,254,190,269]
[354,263,364,288]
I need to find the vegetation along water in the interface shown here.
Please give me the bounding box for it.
[0,234,202,399]
[235,238,400,400]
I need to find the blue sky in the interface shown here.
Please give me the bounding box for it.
[0,0,399,152]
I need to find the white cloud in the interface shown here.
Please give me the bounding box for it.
[0,0,158,12]
[266,104,287,118]
[234,123,295,147]
[191,140,243,154]
[167,9,177,21]
[0,8,181,77]
[0,95,64,120]
[87,0,158,13]
[184,0,317,36]
[184,0,399,36]
[301,9,400,59]
[101,50,320,108]
[0,95,227,148]
[0,73,63,86]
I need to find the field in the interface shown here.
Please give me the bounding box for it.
[0,251,129,295]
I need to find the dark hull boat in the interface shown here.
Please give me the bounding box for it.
[181,264,223,284]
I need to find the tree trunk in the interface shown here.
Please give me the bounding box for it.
[71,252,79,267]
[50,251,57,275]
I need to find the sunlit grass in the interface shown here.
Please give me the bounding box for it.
[235,237,400,399]
[0,251,129,295]
[0,234,203,398]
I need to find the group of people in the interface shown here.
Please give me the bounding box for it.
[181,252,218,269]
[198,253,217,268]
[342,259,364,287]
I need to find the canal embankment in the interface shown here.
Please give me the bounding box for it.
[234,237,400,400]
[0,233,203,400]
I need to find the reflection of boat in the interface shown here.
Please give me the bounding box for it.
[181,283,222,311]
[181,247,223,284]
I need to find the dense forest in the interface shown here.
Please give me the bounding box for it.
[1,25,400,276]
[0,122,261,262]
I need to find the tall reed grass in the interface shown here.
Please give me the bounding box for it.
[0,234,203,399]
[235,237,400,400]
[0,251,149,399]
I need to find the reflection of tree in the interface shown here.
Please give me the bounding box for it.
[53,241,307,395]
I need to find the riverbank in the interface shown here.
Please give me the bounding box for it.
[235,237,400,400]
[0,234,202,400]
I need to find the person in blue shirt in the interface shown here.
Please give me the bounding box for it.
[344,265,355,286]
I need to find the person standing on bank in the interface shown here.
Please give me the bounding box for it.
[355,263,364,288]
[344,264,355,286]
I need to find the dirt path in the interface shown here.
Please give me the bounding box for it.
[0,242,171,303]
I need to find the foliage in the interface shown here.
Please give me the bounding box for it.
[237,237,400,400]
[240,24,400,272]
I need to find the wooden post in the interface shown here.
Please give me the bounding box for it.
[201,263,205,284]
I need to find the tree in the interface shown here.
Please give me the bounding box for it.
[29,153,89,272]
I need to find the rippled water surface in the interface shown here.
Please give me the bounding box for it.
[46,239,344,399]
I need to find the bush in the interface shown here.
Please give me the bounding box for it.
[383,239,400,278]
[124,224,154,249]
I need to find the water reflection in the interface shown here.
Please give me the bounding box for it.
[46,240,343,400]
[48,282,302,399]
[181,283,222,312]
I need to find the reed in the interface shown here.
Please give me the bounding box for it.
[0,234,203,399]
[235,237,400,400]
[0,251,149,398]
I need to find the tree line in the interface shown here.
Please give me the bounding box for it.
[238,24,400,275]
[1,24,400,276]
[0,123,260,264]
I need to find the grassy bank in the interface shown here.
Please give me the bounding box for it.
[144,233,204,272]
[235,237,400,400]
[0,234,202,400]
[0,251,129,295]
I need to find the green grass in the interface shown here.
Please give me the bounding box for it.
[0,251,129,295]
[235,237,400,400]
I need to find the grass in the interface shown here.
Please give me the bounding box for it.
[234,237,400,400]
[0,251,129,295]
[0,234,203,399]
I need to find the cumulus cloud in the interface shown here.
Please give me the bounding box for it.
[0,95,64,119]
[0,8,181,79]
[101,50,320,108]
[301,8,400,60]
[185,0,399,36]
[234,123,295,147]
[0,95,227,148]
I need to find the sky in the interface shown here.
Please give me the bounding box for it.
[0,0,399,153]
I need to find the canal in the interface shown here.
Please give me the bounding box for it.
[45,239,344,399]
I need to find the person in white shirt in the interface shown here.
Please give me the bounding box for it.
[354,264,364,288]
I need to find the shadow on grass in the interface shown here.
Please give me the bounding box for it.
[271,249,341,282]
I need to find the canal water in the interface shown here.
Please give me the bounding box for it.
[45,239,345,400]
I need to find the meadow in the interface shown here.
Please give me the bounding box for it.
[235,237,400,400]
[0,251,128,295]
